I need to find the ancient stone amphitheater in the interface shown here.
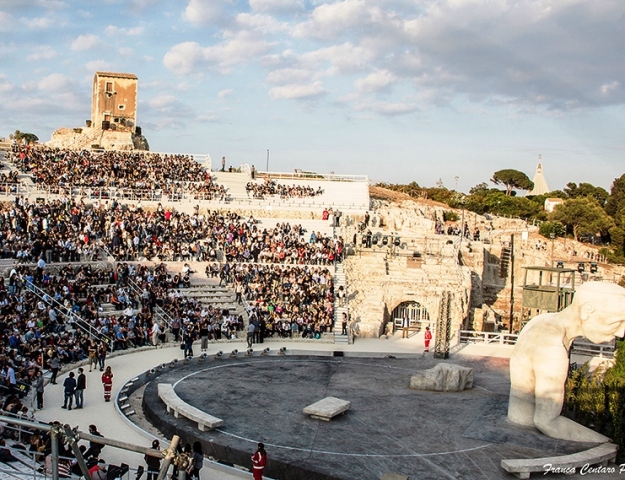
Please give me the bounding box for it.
[0,145,622,480]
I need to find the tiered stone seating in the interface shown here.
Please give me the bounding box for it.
[181,283,244,317]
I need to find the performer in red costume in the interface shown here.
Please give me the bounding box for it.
[424,326,432,352]
[251,443,267,480]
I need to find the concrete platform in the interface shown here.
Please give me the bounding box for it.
[138,355,605,480]
[31,336,615,480]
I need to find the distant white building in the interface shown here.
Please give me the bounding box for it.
[545,197,564,212]
[529,155,550,196]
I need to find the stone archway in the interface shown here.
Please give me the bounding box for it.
[391,301,430,331]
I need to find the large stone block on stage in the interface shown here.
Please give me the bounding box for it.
[381,474,409,480]
[303,396,351,421]
[409,363,473,392]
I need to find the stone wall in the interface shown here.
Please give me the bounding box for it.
[343,243,472,339]
[46,128,148,151]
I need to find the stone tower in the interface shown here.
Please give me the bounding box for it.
[91,72,138,133]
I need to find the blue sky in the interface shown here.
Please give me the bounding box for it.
[1,0,624,193]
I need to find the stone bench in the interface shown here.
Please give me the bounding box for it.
[500,443,617,479]
[303,396,351,421]
[158,383,224,431]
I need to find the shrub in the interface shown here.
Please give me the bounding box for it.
[443,211,459,222]
[564,340,625,460]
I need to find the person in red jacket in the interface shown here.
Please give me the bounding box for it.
[424,326,433,352]
[101,366,113,402]
[251,443,267,480]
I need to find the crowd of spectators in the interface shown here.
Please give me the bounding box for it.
[0,145,347,477]
[0,263,120,406]
[246,178,324,199]
[236,264,335,339]
[10,145,205,187]
[0,197,344,269]
[8,145,228,201]
[434,219,481,241]
[0,195,344,375]
[160,181,228,202]
[0,171,19,185]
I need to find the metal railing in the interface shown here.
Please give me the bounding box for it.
[257,171,368,182]
[0,174,369,211]
[458,330,615,358]
[25,281,113,348]
[0,413,167,480]
[459,330,519,345]
[0,182,30,196]
[125,277,174,331]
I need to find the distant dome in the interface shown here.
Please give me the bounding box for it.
[529,155,549,195]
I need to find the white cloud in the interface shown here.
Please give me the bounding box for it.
[203,31,275,70]
[27,16,55,30]
[355,69,395,92]
[249,0,304,13]
[71,34,100,51]
[266,68,311,85]
[300,43,374,75]
[34,0,67,9]
[27,45,57,61]
[163,42,206,75]
[164,32,274,75]
[105,25,145,36]
[148,94,177,109]
[85,60,112,71]
[354,99,420,116]
[37,73,74,92]
[0,78,14,95]
[0,12,14,31]
[218,89,233,98]
[182,0,226,25]
[600,81,620,96]
[293,0,368,39]
[118,47,134,56]
[197,113,219,122]
[236,13,284,34]
[269,81,325,99]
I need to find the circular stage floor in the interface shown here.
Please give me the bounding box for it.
[139,355,598,480]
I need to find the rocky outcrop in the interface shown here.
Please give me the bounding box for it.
[132,132,150,150]
[409,363,474,392]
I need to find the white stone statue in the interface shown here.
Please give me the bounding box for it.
[508,281,625,443]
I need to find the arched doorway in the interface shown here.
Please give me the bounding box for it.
[391,301,430,331]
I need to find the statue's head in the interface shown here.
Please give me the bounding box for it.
[572,282,625,343]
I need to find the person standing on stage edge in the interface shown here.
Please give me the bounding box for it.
[251,443,267,480]
[101,366,113,402]
[401,313,410,338]
[75,367,86,408]
[424,326,432,352]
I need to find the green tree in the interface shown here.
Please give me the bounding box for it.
[539,221,566,238]
[491,169,534,196]
[469,182,489,195]
[550,197,613,241]
[564,182,609,206]
[606,174,625,218]
[424,187,460,208]
[544,190,568,199]
[9,130,39,144]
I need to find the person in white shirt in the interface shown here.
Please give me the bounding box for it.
[151,321,160,346]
